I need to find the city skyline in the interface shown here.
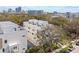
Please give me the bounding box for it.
[0,6,79,13]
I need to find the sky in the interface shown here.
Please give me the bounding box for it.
[0,6,79,13]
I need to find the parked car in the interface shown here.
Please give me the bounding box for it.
[76,41,79,46]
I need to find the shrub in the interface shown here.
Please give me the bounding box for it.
[59,47,69,53]
[26,46,40,53]
[51,43,60,50]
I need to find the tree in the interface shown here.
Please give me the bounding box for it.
[64,19,79,39]
[49,17,69,27]
[37,28,54,47]
[26,24,70,53]
[59,47,69,53]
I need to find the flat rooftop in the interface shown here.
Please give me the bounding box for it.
[0,21,19,33]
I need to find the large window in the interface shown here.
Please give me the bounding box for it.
[4,40,7,43]
[14,28,16,31]
[3,48,5,52]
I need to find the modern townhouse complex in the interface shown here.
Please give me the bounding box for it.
[23,19,52,47]
[0,21,27,53]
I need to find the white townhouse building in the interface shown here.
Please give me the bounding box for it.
[0,21,27,53]
[23,19,49,47]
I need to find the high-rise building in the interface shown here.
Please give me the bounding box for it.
[27,10,44,15]
[15,7,21,12]
[8,8,12,12]
[53,11,58,15]
[66,12,71,18]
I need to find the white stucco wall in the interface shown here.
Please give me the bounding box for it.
[23,19,49,46]
[0,21,27,53]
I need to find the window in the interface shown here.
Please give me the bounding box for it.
[3,48,5,52]
[0,32,3,34]
[14,28,16,31]
[22,35,25,37]
[23,48,25,50]
[13,46,17,49]
[20,28,23,30]
[4,40,7,43]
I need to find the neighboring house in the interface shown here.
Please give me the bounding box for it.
[0,21,27,53]
[23,19,49,47]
